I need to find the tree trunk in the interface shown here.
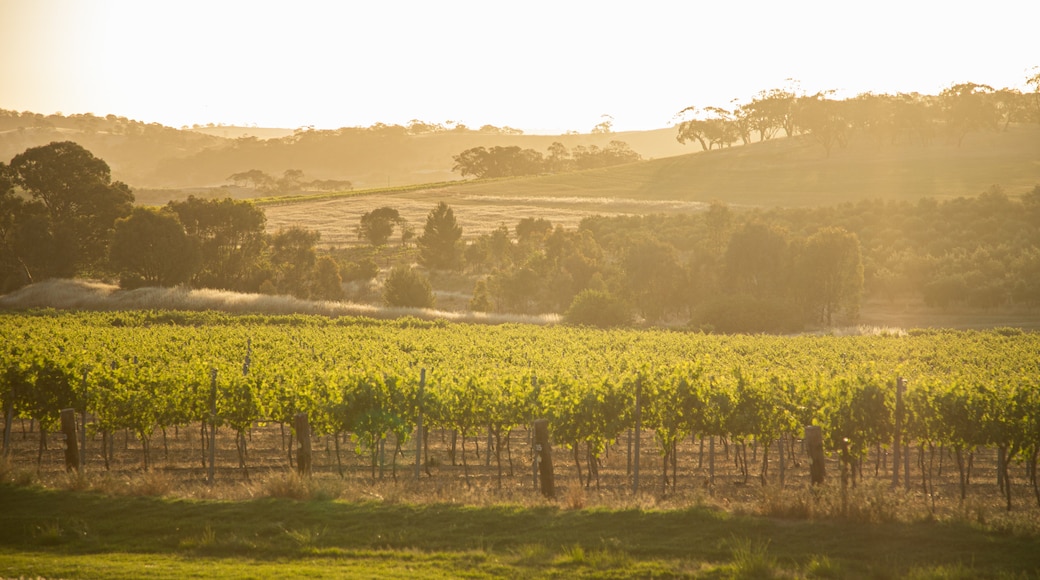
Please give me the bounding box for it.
[36,427,46,471]
[3,403,14,457]
[955,447,967,501]
[333,431,344,478]
[572,445,583,489]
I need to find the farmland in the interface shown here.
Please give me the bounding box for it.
[3,310,1040,577]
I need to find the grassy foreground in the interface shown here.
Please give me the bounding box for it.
[2,483,1039,579]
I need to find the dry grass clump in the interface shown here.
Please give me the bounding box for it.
[563,485,586,510]
[0,456,37,487]
[258,471,344,501]
[56,468,91,492]
[758,481,918,524]
[0,279,560,326]
[805,325,908,337]
[65,469,178,497]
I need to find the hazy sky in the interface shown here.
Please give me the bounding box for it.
[1,0,1037,134]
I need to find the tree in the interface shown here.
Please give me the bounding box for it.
[268,226,321,298]
[312,256,344,300]
[796,227,864,325]
[7,141,134,273]
[469,279,492,312]
[621,237,686,322]
[675,108,737,150]
[0,163,54,289]
[452,146,545,179]
[357,207,404,247]
[516,217,553,246]
[166,196,267,291]
[703,200,733,257]
[591,114,614,134]
[563,289,631,327]
[417,202,463,270]
[795,92,850,157]
[546,142,571,172]
[603,141,642,165]
[749,85,799,138]
[383,266,435,308]
[109,207,198,288]
[278,169,304,193]
[1027,67,1040,122]
[725,221,792,299]
[227,169,274,191]
[940,82,998,146]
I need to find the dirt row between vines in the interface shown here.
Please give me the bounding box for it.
[4,416,1036,522]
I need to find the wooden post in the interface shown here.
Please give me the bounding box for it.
[892,377,905,488]
[208,368,217,484]
[633,376,642,495]
[2,401,12,457]
[709,435,716,493]
[415,368,425,481]
[805,425,825,485]
[60,408,80,472]
[79,409,87,468]
[840,437,850,514]
[778,432,786,487]
[533,419,554,499]
[80,369,88,468]
[295,412,312,477]
[626,429,632,476]
[904,443,911,492]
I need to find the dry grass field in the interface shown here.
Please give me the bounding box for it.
[263,191,707,248]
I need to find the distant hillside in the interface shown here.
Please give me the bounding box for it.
[0,111,224,186]
[148,127,690,190]
[186,126,297,140]
[439,124,1040,206]
[0,110,689,193]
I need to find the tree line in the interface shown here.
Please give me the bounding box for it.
[226,168,353,195]
[0,142,342,299]
[5,141,1038,332]
[350,190,1040,331]
[676,71,1040,157]
[451,141,641,179]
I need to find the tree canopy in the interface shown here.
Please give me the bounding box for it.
[417,202,463,270]
[166,196,268,291]
[109,207,198,288]
[357,207,404,247]
[451,141,641,179]
[6,141,134,275]
[383,266,434,308]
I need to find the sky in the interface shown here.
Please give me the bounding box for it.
[1,0,1037,134]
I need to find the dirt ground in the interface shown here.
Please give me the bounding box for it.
[5,416,1038,520]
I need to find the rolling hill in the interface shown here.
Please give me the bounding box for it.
[435,124,1040,206]
[262,123,1040,251]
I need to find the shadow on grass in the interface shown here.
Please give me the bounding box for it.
[1,483,1038,578]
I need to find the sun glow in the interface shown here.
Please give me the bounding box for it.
[1,0,1037,133]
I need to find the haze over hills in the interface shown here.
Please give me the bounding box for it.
[0,110,689,195]
[3,109,1038,211]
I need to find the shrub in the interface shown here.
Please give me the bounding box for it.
[341,258,379,282]
[383,266,435,308]
[563,289,631,328]
[691,295,802,334]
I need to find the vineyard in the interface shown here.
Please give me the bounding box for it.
[3,310,1040,513]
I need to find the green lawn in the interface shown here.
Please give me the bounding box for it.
[2,484,1038,578]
